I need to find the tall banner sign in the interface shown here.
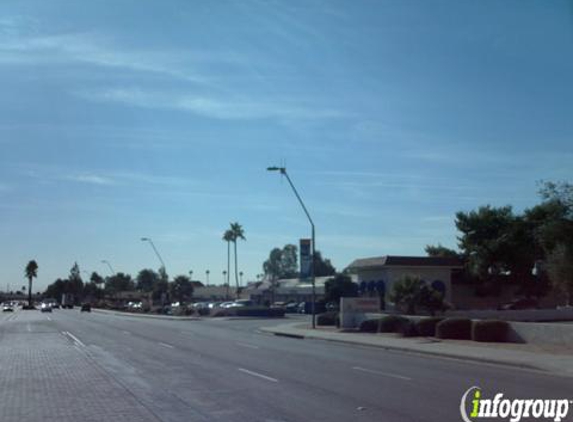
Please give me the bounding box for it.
[299,238,312,279]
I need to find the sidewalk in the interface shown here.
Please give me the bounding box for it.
[260,322,573,377]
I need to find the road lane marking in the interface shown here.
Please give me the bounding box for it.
[46,316,52,321]
[238,368,279,383]
[64,331,86,348]
[122,330,131,335]
[352,366,412,381]
[158,342,174,349]
[27,323,31,332]
[236,342,260,350]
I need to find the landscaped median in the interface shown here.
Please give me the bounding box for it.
[260,319,573,377]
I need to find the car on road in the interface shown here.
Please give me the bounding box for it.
[2,303,14,312]
[40,303,52,313]
[80,303,91,312]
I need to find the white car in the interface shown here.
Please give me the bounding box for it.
[2,303,14,312]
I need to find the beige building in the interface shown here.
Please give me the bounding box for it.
[346,255,462,308]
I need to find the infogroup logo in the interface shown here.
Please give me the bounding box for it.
[460,386,571,422]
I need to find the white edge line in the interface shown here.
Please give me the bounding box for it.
[238,368,278,383]
[352,366,412,381]
[65,331,86,348]
[158,342,174,349]
[236,342,260,350]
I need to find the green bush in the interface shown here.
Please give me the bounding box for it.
[416,317,444,337]
[317,311,338,326]
[435,318,472,340]
[472,320,509,342]
[359,315,409,333]
[234,307,285,317]
[399,320,419,337]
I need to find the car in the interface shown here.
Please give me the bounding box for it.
[80,303,91,312]
[2,304,14,312]
[40,303,52,313]
[498,298,539,311]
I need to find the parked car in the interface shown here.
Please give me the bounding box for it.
[285,302,299,313]
[80,303,91,312]
[498,298,539,310]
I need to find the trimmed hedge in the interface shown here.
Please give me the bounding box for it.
[416,317,444,337]
[234,307,285,317]
[435,318,472,340]
[359,315,409,333]
[317,311,338,326]
[399,320,419,337]
[472,320,509,343]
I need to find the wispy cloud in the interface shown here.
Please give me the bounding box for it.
[76,87,348,121]
[17,164,202,189]
[0,25,222,83]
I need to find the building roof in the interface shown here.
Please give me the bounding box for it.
[346,255,463,271]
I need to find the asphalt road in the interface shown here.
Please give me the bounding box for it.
[0,309,571,422]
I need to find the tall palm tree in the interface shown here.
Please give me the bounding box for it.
[25,260,38,308]
[229,222,246,298]
[223,229,234,293]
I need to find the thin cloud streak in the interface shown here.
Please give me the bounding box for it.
[76,87,349,121]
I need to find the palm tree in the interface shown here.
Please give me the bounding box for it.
[223,229,234,293]
[25,260,38,308]
[229,222,246,298]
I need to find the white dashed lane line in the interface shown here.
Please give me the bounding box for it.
[238,368,279,383]
[158,342,174,349]
[352,366,412,381]
[236,342,260,350]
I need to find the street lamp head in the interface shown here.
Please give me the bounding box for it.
[267,166,286,174]
[141,237,149,242]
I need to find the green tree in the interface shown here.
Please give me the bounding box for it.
[389,275,423,315]
[262,244,298,280]
[136,269,159,292]
[105,273,134,296]
[425,244,461,259]
[170,275,194,303]
[230,222,246,297]
[324,274,358,304]
[90,271,105,288]
[313,251,336,277]
[67,262,84,300]
[455,205,516,279]
[546,243,573,306]
[24,260,38,307]
[223,229,234,289]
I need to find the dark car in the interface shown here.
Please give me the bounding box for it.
[498,298,539,310]
[80,303,91,312]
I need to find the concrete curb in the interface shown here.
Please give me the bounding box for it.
[259,326,548,374]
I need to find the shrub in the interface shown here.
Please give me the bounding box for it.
[399,320,419,337]
[359,315,409,333]
[317,311,338,326]
[234,307,285,317]
[416,317,444,337]
[472,320,509,343]
[435,318,472,340]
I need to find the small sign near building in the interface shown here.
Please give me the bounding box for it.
[340,297,381,329]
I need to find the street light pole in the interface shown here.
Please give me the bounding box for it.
[267,166,317,329]
[101,260,115,275]
[141,237,166,269]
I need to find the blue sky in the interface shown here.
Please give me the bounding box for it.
[1,0,572,291]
